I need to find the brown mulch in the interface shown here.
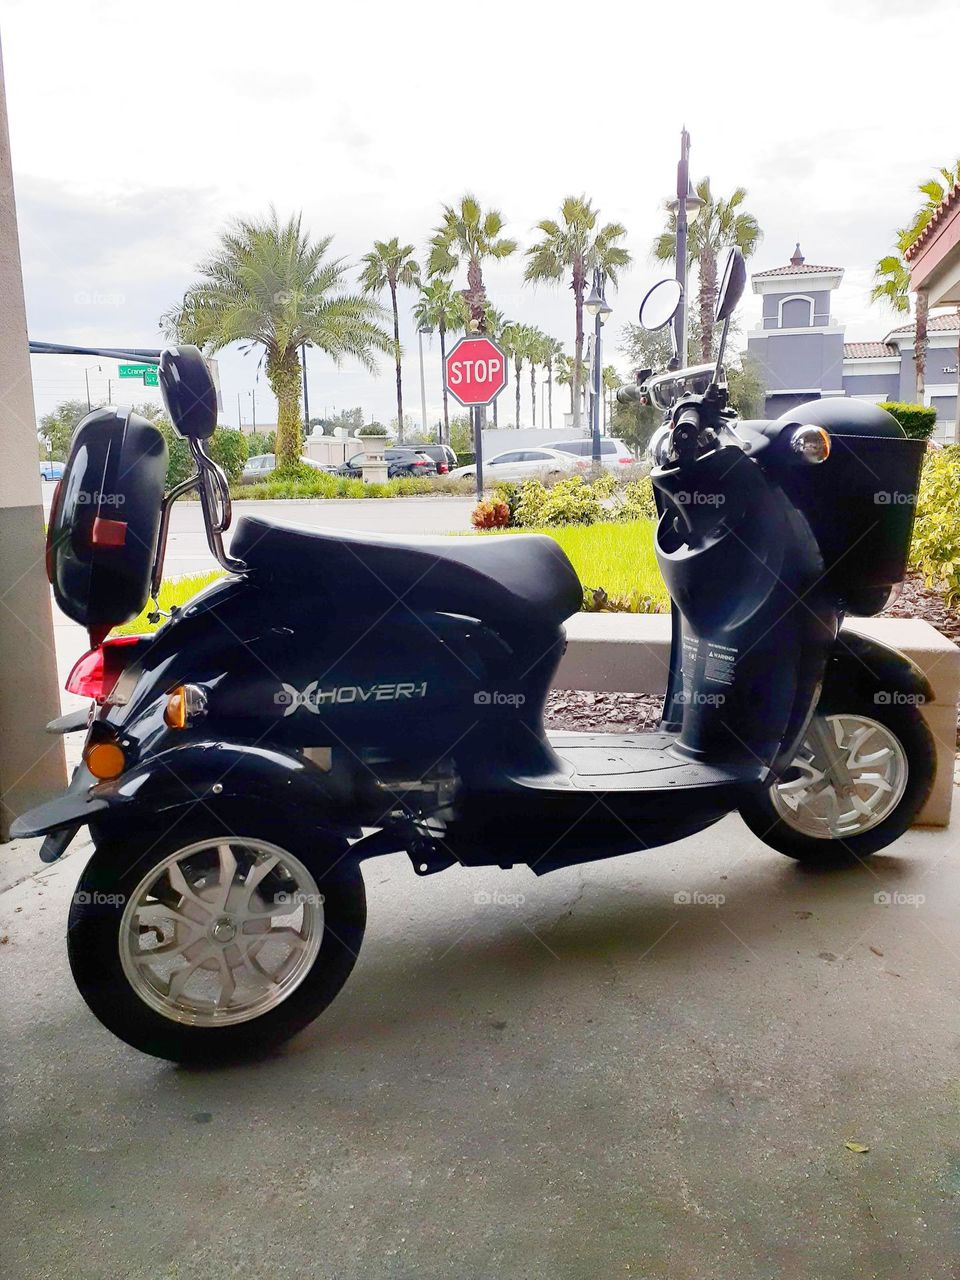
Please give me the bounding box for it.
[545,574,959,743]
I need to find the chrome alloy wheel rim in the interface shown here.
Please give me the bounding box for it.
[771,713,909,840]
[119,838,324,1027]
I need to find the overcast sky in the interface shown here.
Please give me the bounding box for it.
[3,0,956,431]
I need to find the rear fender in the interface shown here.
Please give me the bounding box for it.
[10,742,362,852]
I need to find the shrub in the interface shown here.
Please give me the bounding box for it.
[615,475,657,521]
[909,444,960,604]
[471,499,511,530]
[246,430,277,456]
[456,452,476,467]
[208,428,248,483]
[878,402,938,441]
[513,475,601,528]
[357,422,388,436]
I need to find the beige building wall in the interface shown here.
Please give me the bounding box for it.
[0,41,67,839]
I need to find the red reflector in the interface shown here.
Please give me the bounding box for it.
[91,517,127,547]
[66,635,142,702]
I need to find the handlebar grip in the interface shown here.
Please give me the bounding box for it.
[616,385,645,405]
[675,406,701,429]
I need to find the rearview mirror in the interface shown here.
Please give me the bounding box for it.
[715,248,746,324]
[638,279,683,332]
[159,345,218,440]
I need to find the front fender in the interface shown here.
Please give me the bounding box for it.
[10,740,362,846]
[823,630,934,707]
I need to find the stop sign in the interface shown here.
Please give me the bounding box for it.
[444,335,507,407]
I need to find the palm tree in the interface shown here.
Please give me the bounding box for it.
[527,329,550,427]
[525,196,630,429]
[871,162,960,399]
[359,238,421,443]
[602,365,622,435]
[167,211,392,468]
[555,353,579,418]
[500,323,533,428]
[541,336,564,430]
[412,278,467,443]
[653,179,761,363]
[427,195,517,332]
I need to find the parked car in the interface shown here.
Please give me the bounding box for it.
[337,448,438,479]
[238,453,337,484]
[39,460,65,481]
[449,447,580,484]
[551,437,639,471]
[413,443,458,474]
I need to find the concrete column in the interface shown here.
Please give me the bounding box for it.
[0,40,67,840]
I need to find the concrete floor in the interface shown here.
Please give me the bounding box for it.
[2,811,958,1279]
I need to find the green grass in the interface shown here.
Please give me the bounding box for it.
[114,519,666,636]
[233,473,475,500]
[481,520,667,613]
[111,572,225,636]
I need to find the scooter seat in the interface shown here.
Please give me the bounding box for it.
[232,515,584,630]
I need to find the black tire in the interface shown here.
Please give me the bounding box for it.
[67,813,365,1063]
[739,694,936,866]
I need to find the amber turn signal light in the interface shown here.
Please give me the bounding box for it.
[164,684,207,730]
[83,740,126,781]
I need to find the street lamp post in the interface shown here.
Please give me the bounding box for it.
[584,268,613,469]
[417,325,432,438]
[301,343,310,434]
[668,127,705,367]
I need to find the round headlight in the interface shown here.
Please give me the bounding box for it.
[790,425,831,463]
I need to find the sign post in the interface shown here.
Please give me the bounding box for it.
[443,335,507,500]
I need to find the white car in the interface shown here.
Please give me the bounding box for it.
[450,447,580,484]
[550,437,640,472]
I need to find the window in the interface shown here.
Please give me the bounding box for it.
[491,452,522,465]
[522,451,553,461]
[779,295,814,328]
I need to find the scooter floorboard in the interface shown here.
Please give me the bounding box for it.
[524,731,763,792]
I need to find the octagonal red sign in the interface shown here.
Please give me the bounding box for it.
[444,336,508,407]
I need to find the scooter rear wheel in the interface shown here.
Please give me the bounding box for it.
[68,815,365,1062]
[738,694,936,865]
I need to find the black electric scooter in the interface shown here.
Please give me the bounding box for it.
[13,248,936,1061]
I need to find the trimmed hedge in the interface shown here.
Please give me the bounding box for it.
[878,402,938,440]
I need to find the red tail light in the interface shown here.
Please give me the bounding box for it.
[618,457,633,464]
[438,463,449,473]
[413,459,429,467]
[66,635,143,702]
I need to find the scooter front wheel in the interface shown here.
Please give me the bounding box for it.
[739,694,936,865]
[67,816,365,1062]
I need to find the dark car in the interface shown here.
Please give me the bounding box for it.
[413,443,458,474]
[338,448,438,479]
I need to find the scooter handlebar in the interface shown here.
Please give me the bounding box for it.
[616,384,645,405]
